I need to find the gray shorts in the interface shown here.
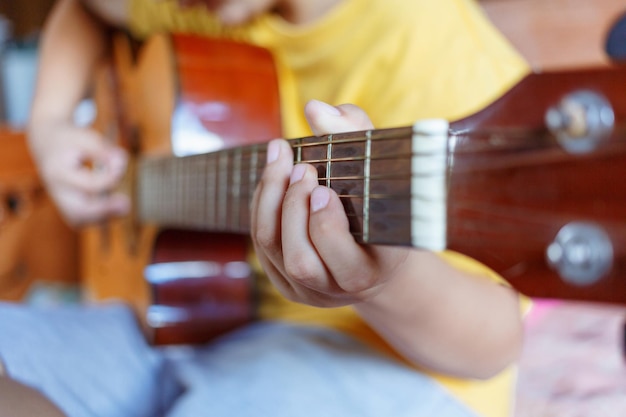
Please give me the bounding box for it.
[0,302,477,417]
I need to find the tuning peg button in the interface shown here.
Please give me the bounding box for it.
[545,90,615,154]
[546,222,613,286]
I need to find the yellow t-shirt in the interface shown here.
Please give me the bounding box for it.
[128,1,531,416]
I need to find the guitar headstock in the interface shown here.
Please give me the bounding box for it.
[448,66,626,304]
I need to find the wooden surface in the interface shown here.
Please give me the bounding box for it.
[0,127,78,301]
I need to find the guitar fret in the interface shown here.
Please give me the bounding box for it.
[238,151,248,231]
[249,145,258,187]
[177,157,184,225]
[193,155,206,228]
[363,130,372,243]
[187,157,194,226]
[182,157,189,226]
[189,156,199,227]
[232,148,242,231]
[170,158,175,224]
[326,134,333,188]
[156,159,162,221]
[240,145,256,230]
[164,160,168,221]
[248,145,259,228]
[189,158,196,226]
[200,155,208,228]
[150,160,156,221]
[185,158,191,225]
[154,159,160,221]
[295,138,302,163]
[170,159,177,224]
[139,160,147,220]
[158,159,165,223]
[177,157,182,225]
[218,151,228,228]
[169,158,175,224]
[186,158,192,226]
[160,159,167,223]
[200,154,207,228]
[210,153,218,228]
[176,157,182,225]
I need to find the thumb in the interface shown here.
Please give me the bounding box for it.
[304,100,375,136]
[77,129,128,177]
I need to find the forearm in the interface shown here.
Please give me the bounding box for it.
[354,250,523,379]
[29,0,109,129]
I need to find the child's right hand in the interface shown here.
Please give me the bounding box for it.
[28,122,130,227]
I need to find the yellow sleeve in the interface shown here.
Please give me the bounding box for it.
[438,250,532,315]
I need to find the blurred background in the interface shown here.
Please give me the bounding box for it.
[0,0,54,127]
[0,0,78,306]
[0,0,623,127]
[0,1,625,415]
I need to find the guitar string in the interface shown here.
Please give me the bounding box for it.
[140,172,626,246]
[141,149,626,207]
[138,200,626,251]
[138,125,626,238]
[140,160,626,242]
[140,124,626,171]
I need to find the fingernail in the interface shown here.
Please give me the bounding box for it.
[267,140,280,164]
[311,99,341,116]
[290,164,306,185]
[310,187,330,212]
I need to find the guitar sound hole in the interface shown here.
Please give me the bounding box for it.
[6,194,21,215]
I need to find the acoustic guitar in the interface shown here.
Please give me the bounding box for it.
[85,33,278,345]
[86,32,626,346]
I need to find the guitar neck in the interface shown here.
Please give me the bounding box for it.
[138,122,449,251]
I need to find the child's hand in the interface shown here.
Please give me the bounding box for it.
[251,100,411,307]
[28,122,129,227]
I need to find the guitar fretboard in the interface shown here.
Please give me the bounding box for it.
[138,122,448,250]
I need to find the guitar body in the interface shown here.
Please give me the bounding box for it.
[84,33,281,344]
[0,128,78,301]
